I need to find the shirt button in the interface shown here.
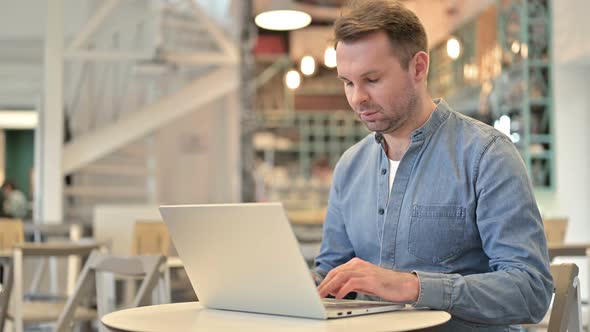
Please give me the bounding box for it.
[378,208,385,215]
[381,169,387,175]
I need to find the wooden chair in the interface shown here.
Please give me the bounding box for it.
[125,221,172,304]
[1,220,85,299]
[0,219,22,332]
[131,221,171,256]
[55,250,165,332]
[0,255,13,332]
[0,219,24,251]
[524,263,582,332]
[543,217,590,331]
[7,242,102,332]
[548,263,583,332]
[544,217,568,245]
[132,221,192,302]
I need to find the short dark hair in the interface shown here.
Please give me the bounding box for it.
[334,0,428,69]
[2,180,16,191]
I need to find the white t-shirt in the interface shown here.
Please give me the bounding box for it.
[388,159,400,198]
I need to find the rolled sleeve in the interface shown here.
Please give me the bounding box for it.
[414,271,458,311]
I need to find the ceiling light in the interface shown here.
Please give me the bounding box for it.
[255,0,311,31]
[300,55,316,76]
[446,37,461,60]
[285,70,301,89]
[521,43,529,59]
[324,47,337,68]
[511,41,521,54]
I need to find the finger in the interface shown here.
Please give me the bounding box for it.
[318,273,342,297]
[318,262,352,293]
[318,258,367,297]
[318,268,337,289]
[318,269,353,298]
[335,278,358,299]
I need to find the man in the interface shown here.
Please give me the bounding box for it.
[313,1,552,330]
[1,180,28,218]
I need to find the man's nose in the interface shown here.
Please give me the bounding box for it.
[351,87,369,107]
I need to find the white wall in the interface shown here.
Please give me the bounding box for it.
[155,90,241,205]
[537,65,590,242]
[552,0,590,66]
[536,0,590,243]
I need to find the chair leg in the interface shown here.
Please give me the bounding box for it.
[67,254,81,296]
[151,266,170,304]
[124,277,137,307]
[3,318,12,332]
[67,224,83,297]
[586,250,590,332]
[50,257,59,296]
[0,259,12,332]
[133,256,165,308]
[55,251,98,332]
[95,272,116,319]
[12,250,22,332]
[163,267,171,303]
[28,257,45,295]
[569,277,583,332]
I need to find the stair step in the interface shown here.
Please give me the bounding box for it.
[117,144,150,158]
[82,164,151,176]
[64,186,147,199]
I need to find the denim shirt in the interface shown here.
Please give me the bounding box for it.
[313,99,553,330]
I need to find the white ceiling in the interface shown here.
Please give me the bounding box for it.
[270,0,497,61]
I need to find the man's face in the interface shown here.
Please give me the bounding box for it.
[336,31,418,134]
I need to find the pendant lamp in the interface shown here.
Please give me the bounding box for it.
[255,0,312,31]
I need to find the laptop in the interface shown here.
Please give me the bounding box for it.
[159,202,404,319]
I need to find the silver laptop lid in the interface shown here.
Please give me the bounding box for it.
[159,203,327,319]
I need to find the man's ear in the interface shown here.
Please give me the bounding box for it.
[411,51,429,83]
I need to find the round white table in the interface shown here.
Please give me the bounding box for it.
[102,302,451,332]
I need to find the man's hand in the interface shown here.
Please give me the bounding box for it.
[317,257,420,302]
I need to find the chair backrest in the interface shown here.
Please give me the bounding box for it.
[55,251,165,332]
[0,219,24,250]
[544,217,568,245]
[548,263,581,332]
[131,221,170,256]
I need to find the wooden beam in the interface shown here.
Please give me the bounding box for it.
[189,1,239,61]
[62,66,238,174]
[64,51,152,62]
[66,0,121,52]
[163,52,238,65]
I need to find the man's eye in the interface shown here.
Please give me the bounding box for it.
[367,78,379,84]
[344,82,353,87]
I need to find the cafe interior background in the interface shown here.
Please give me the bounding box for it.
[0,0,589,330]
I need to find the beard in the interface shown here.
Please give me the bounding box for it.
[356,91,419,134]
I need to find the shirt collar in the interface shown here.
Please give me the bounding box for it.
[410,98,451,142]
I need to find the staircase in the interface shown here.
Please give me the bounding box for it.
[60,0,240,221]
[64,138,157,221]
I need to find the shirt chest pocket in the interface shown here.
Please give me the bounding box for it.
[408,204,466,264]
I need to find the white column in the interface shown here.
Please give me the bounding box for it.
[35,0,65,224]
